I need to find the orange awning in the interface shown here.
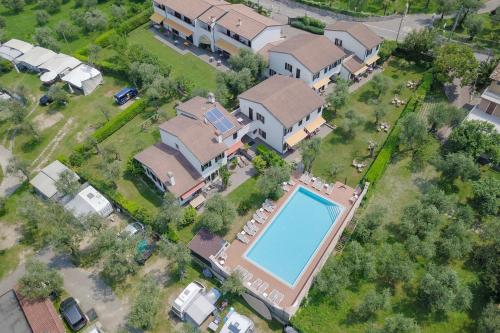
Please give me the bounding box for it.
[181,181,205,200]
[353,66,368,76]
[312,76,331,90]
[215,39,240,55]
[365,55,380,65]
[226,141,243,156]
[285,129,307,147]
[189,194,206,208]
[163,18,193,37]
[150,13,164,24]
[305,116,326,133]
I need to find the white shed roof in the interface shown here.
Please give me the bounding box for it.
[64,185,113,217]
[39,54,82,83]
[29,160,79,199]
[61,64,101,88]
[15,46,56,67]
[185,295,215,326]
[3,39,34,54]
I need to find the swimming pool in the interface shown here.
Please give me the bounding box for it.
[244,186,344,286]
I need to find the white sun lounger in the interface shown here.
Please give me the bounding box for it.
[237,232,249,244]
[326,183,334,195]
[288,179,296,186]
[258,282,269,293]
[256,209,268,220]
[262,202,274,213]
[243,225,256,236]
[253,214,266,224]
[247,220,259,231]
[282,184,291,192]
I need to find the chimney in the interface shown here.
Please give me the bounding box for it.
[237,18,242,27]
[207,92,216,104]
[167,171,175,186]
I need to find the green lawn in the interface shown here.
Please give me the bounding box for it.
[311,58,426,187]
[296,0,441,15]
[126,25,218,91]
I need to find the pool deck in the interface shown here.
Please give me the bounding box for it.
[220,178,359,314]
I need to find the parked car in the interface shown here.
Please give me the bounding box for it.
[135,232,160,265]
[113,87,138,105]
[59,297,88,331]
[122,222,144,237]
[39,94,53,106]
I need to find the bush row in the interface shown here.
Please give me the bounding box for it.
[363,72,433,185]
[290,20,325,35]
[291,0,372,18]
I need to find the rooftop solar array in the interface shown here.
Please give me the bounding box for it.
[205,108,234,133]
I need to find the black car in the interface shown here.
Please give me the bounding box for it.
[59,297,88,331]
[39,94,53,106]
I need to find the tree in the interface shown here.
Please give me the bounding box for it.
[7,157,30,180]
[427,103,465,131]
[398,113,428,152]
[459,0,482,25]
[417,265,472,314]
[199,195,236,234]
[437,0,457,18]
[436,221,472,262]
[154,192,182,234]
[405,235,436,260]
[341,241,376,282]
[82,9,108,32]
[382,314,421,333]
[252,155,267,174]
[475,57,499,91]
[35,10,49,26]
[473,221,500,301]
[477,302,500,333]
[421,187,454,214]
[47,85,68,107]
[127,277,161,330]
[228,48,266,80]
[37,0,61,13]
[256,164,291,200]
[326,78,349,117]
[371,74,391,99]
[433,43,478,86]
[54,20,79,43]
[110,5,127,27]
[221,272,245,296]
[352,206,386,244]
[18,259,63,300]
[159,239,191,279]
[1,0,25,12]
[87,44,101,66]
[299,137,321,172]
[32,27,60,51]
[44,202,84,259]
[445,120,500,163]
[471,176,500,216]
[180,206,198,226]
[17,195,46,242]
[101,238,138,286]
[376,244,414,286]
[401,28,436,57]
[464,14,484,40]
[374,105,387,125]
[216,68,254,107]
[353,289,391,320]
[2,100,28,125]
[399,202,442,240]
[314,257,350,304]
[437,152,480,182]
[55,169,80,197]
[219,165,231,190]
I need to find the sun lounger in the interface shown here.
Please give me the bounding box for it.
[282,184,290,191]
[265,198,276,206]
[258,282,269,294]
[262,202,274,213]
[247,221,259,232]
[243,225,256,236]
[237,233,249,244]
[253,214,266,224]
[326,183,334,195]
[304,174,312,184]
[256,209,268,220]
[251,278,262,290]
[288,179,296,186]
[299,173,307,182]
[313,179,323,190]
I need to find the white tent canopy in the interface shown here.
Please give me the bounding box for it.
[29,160,79,199]
[61,64,103,95]
[0,39,33,62]
[15,46,56,69]
[64,185,113,218]
[39,54,82,83]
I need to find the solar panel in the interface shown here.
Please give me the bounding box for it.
[220,118,234,131]
[205,108,235,134]
[211,108,224,119]
[205,111,218,123]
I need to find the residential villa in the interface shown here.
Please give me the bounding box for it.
[238,75,325,154]
[266,34,346,91]
[150,0,284,55]
[135,95,250,203]
[324,21,383,80]
[466,63,500,132]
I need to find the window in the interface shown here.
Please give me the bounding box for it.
[201,160,212,172]
[366,48,373,56]
[248,107,253,120]
[298,120,303,126]
[324,67,328,74]
[313,72,320,80]
[283,127,293,135]
[306,115,310,121]
[328,64,334,70]
[233,132,238,140]
[285,62,293,72]
[317,107,321,113]
[269,69,276,76]
[296,68,300,78]
[258,129,266,139]
[257,113,265,124]
[174,12,181,19]
[334,38,342,47]
[175,143,179,150]
[376,44,380,51]
[215,153,224,163]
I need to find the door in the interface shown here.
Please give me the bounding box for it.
[296,68,301,79]
[486,102,496,115]
[249,107,253,120]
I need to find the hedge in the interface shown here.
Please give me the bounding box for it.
[94,99,147,142]
[292,0,373,17]
[363,72,433,185]
[290,21,325,35]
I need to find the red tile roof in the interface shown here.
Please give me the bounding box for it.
[17,293,65,333]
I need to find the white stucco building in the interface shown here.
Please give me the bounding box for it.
[266,34,346,91]
[150,0,284,55]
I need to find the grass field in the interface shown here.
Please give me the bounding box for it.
[311,58,426,187]
[296,0,440,15]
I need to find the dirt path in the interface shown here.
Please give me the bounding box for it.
[0,222,22,250]
[31,117,75,171]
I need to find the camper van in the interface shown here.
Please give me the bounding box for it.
[114,87,138,105]
[172,281,205,319]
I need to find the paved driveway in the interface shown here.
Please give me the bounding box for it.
[0,249,130,332]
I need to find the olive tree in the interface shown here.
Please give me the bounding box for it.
[128,277,162,330]
[18,259,63,300]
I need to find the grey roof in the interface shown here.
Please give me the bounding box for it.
[185,295,215,326]
[325,21,383,49]
[29,161,79,199]
[0,290,32,333]
[15,46,56,68]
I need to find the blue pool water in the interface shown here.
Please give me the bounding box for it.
[245,186,343,286]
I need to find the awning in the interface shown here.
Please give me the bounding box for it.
[365,55,380,65]
[189,194,206,209]
[163,19,193,37]
[215,39,240,55]
[312,76,331,90]
[150,13,164,24]
[199,35,211,45]
[181,181,205,200]
[285,129,307,148]
[226,141,243,156]
[305,116,326,133]
[353,66,368,76]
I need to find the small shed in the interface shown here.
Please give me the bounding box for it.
[185,294,216,327]
[15,46,56,71]
[61,64,103,95]
[188,229,228,268]
[0,39,33,62]
[0,290,32,333]
[64,185,113,218]
[39,54,81,84]
[30,160,79,200]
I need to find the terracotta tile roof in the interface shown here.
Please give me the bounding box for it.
[134,142,203,197]
[188,228,227,261]
[342,55,365,73]
[198,4,231,24]
[238,76,325,127]
[158,0,227,19]
[17,293,65,333]
[326,21,383,50]
[490,63,500,81]
[159,97,241,163]
[269,34,346,73]
[215,4,282,40]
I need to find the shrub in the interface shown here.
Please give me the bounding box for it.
[180,206,198,226]
[290,16,326,35]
